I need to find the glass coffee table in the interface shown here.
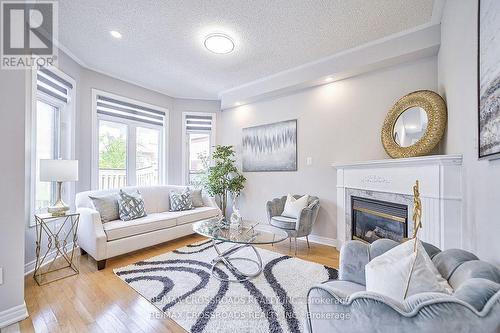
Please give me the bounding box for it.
[193,218,288,282]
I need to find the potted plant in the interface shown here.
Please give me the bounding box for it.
[203,145,246,217]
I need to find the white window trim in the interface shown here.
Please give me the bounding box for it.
[181,111,216,185]
[91,89,169,190]
[26,67,76,227]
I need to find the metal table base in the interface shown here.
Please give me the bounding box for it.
[33,213,80,285]
[210,239,263,282]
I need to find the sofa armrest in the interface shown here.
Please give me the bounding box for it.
[76,207,107,260]
[296,199,320,234]
[202,194,222,217]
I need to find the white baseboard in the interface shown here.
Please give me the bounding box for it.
[24,243,76,276]
[307,235,338,248]
[0,302,28,329]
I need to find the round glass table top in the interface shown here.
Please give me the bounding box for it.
[192,218,288,245]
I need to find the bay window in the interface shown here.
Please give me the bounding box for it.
[93,91,167,190]
[182,113,216,185]
[34,99,60,212]
[31,68,75,217]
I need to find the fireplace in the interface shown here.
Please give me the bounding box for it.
[351,196,408,243]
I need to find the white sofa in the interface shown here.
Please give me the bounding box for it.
[75,185,220,269]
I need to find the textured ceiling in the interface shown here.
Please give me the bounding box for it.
[58,0,434,99]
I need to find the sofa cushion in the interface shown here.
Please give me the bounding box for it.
[270,215,296,230]
[103,213,176,241]
[432,249,479,280]
[76,186,191,214]
[176,206,220,225]
[453,278,500,311]
[448,260,500,289]
[136,185,188,214]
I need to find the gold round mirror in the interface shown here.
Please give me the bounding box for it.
[382,90,447,158]
[393,107,428,147]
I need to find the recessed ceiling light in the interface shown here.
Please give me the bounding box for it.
[204,33,234,54]
[110,30,122,39]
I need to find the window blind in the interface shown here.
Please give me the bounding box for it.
[185,114,213,131]
[96,95,165,126]
[36,68,73,103]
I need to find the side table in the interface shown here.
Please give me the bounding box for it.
[33,212,80,285]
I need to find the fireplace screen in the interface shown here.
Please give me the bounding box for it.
[351,196,407,243]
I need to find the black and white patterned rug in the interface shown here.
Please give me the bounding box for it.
[114,240,337,333]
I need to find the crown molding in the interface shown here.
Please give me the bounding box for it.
[53,38,88,68]
[219,23,441,110]
[53,3,446,105]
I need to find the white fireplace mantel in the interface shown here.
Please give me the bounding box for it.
[333,154,463,250]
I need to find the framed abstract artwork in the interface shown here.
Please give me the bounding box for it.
[242,119,297,172]
[478,0,500,159]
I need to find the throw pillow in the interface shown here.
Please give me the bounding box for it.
[365,238,452,302]
[189,188,204,207]
[170,190,194,211]
[89,193,119,223]
[118,190,147,221]
[282,194,309,219]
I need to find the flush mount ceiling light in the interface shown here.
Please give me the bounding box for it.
[110,30,122,39]
[204,33,234,54]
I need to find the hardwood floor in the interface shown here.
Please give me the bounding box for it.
[9,235,339,333]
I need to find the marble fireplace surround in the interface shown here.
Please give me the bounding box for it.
[346,188,414,243]
[333,155,463,250]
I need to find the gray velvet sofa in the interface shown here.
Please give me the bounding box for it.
[307,239,500,333]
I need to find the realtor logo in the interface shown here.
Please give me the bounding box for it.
[1,1,58,69]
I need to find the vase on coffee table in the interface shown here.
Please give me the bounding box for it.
[230,196,242,230]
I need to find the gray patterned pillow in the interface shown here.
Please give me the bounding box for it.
[89,194,119,223]
[170,190,194,211]
[118,190,146,221]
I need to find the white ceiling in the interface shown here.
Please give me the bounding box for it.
[58,0,435,100]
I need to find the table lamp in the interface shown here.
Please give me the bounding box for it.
[40,159,79,216]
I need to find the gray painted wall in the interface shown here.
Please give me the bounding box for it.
[439,0,500,265]
[217,57,438,242]
[0,70,26,313]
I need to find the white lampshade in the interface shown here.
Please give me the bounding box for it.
[40,159,79,182]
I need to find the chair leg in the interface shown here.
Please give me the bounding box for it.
[306,235,310,249]
[289,237,291,251]
[294,237,298,255]
[272,234,275,246]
